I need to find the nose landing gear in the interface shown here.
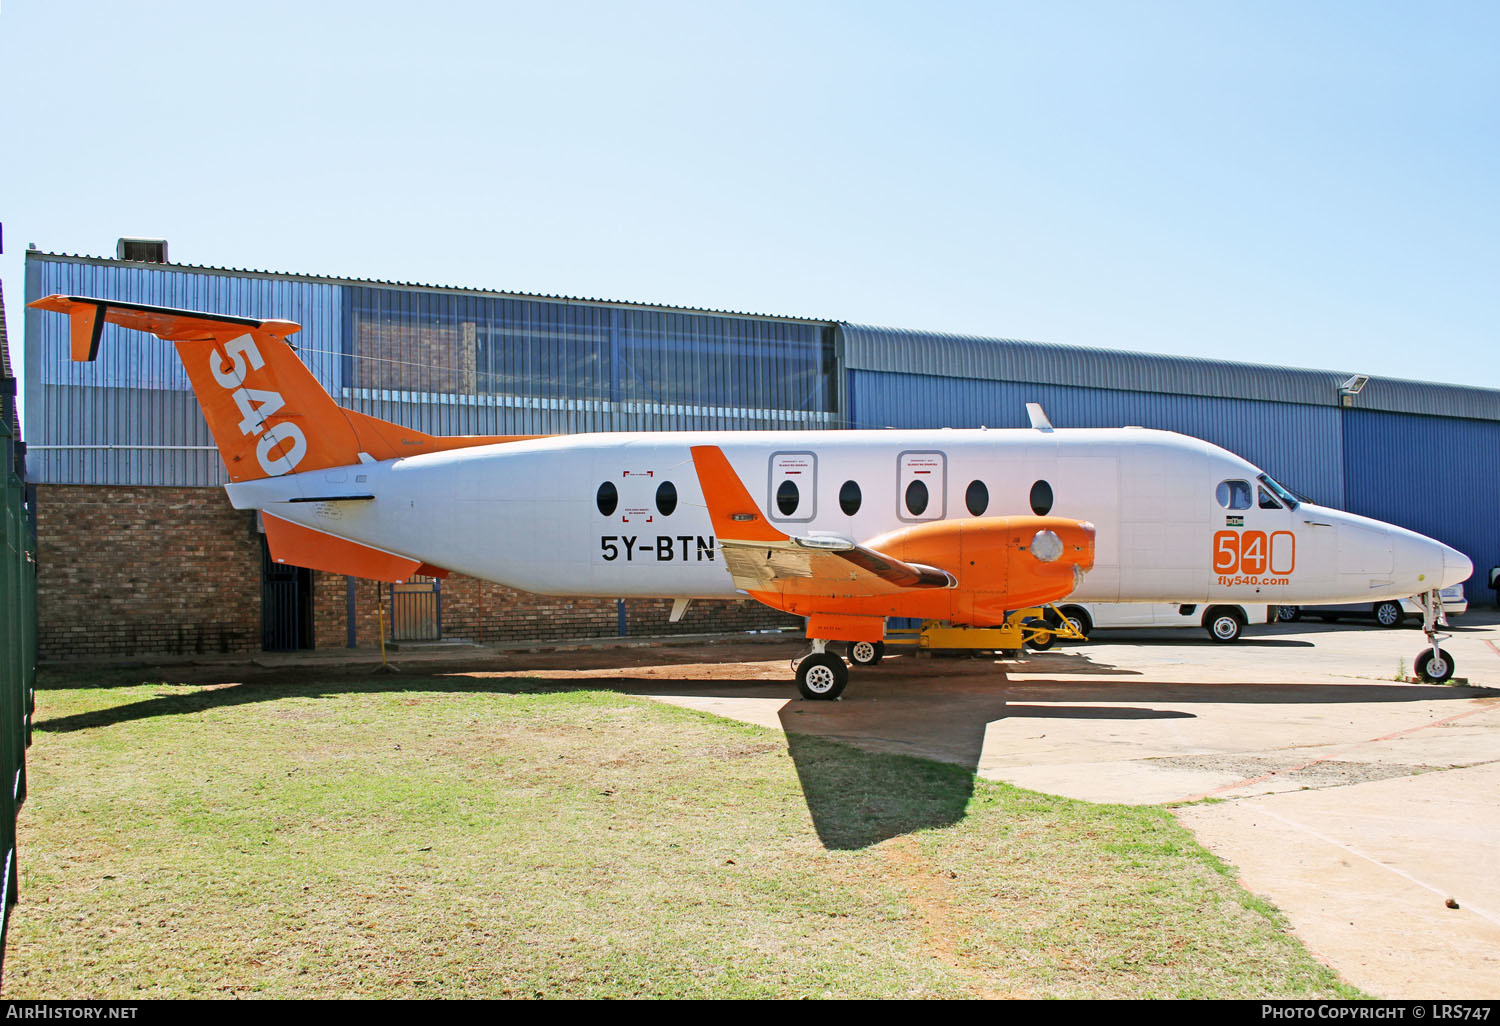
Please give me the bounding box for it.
[1413,589,1456,684]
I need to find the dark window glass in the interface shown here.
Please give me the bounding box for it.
[1258,486,1283,510]
[905,479,929,516]
[839,480,861,515]
[1030,480,1053,516]
[776,480,799,516]
[656,481,677,516]
[596,481,618,517]
[965,480,989,516]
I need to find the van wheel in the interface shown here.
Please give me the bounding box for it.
[1058,606,1092,640]
[1206,610,1243,643]
[1276,605,1301,623]
[1374,601,1404,628]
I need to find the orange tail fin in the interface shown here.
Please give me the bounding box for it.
[28,295,535,482]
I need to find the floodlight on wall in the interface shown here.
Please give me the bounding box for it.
[1338,374,1369,408]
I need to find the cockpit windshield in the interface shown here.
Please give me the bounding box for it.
[1257,473,1299,510]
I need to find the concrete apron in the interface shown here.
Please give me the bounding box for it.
[636,615,1500,999]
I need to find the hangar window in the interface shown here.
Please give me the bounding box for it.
[839,480,862,516]
[656,481,678,516]
[965,480,989,516]
[1258,486,1283,510]
[1216,480,1252,510]
[596,481,618,517]
[1029,480,1053,516]
[776,480,800,517]
[905,480,929,517]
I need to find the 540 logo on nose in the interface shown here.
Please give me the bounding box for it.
[1213,529,1295,576]
[210,335,307,476]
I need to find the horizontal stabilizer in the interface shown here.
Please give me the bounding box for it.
[263,514,422,582]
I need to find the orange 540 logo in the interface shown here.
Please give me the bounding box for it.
[211,335,307,477]
[1213,530,1295,576]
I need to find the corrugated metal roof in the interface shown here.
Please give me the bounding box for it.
[840,324,1500,421]
[30,251,832,327]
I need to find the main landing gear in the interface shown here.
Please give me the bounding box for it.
[1413,589,1456,684]
[793,640,850,700]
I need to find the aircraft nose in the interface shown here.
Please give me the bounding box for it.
[1441,544,1473,589]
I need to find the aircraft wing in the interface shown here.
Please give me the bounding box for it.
[691,445,955,597]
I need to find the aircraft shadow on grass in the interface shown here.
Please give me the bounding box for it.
[33,659,1491,852]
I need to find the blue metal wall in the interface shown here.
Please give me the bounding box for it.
[847,369,1345,507]
[1342,409,1500,598]
[25,255,837,484]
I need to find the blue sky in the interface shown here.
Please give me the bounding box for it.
[3,0,1496,390]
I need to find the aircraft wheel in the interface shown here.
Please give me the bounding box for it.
[1206,611,1243,643]
[1415,648,1455,684]
[848,640,885,667]
[1374,601,1404,628]
[1276,605,1301,623]
[796,653,848,700]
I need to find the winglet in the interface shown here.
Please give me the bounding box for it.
[689,445,786,543]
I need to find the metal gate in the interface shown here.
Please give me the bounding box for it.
[391,576,442,641]
[261,539,313,650]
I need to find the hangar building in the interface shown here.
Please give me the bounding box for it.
[22,243,1500,659]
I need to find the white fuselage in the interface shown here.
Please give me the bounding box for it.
[226,427,1472,606]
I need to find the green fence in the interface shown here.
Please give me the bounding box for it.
[0,381,36,980]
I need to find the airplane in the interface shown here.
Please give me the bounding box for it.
[30,295,1475,697]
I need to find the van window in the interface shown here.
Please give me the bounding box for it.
[1216,480,1252,510]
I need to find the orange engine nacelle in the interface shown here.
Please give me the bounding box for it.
[770,516,1096,639]
[866,515,1096,625]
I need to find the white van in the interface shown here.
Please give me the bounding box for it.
[1054,602,1273,643]
[1276,584,1467,628]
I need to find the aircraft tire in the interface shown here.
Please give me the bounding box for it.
[848,640,885,667]
[1205,609,1243,643]
[1415,648,1455,684]
[797,654,848,700]
[1374,601,1405,628]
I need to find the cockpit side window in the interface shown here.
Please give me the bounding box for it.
[1216,479,1252,510]
[1258,486,1283,510]
[1257,473,1300,510]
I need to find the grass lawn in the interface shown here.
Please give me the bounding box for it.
[4,667,1359,999]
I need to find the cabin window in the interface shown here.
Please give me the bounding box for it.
[776,480,800,516]
[905,479,929,516]
[1258,486,1283,510]
[1029,480,1053,516]
[839,480,862,516]
[965,480,989,516]
[1216,480,1252,510]
[596,481,618,517]
[656,481,678,516]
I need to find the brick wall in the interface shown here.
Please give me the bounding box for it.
[35,484,262,659]
[36,484,799,660]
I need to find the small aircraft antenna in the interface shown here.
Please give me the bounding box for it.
[1026,403,1054,432]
